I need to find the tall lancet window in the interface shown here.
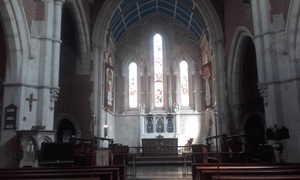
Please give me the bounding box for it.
[154,34,163,107]
[129,62,137,108]
[180,61,189,106]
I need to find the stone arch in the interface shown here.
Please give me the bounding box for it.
[54,113,81,138]
[285,0,300,74]
[0,0,30,82]
[242,111,266,148]
[228,26,253,106]
[122,51,145,76]
[147,22,170,75]
[121,51,144,111]
[37,136,52,150]
[173,51,195,73]
[173,51,196,108]
[64,0,91,75]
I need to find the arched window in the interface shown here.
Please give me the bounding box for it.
[129,62,137,108]
[154,34,163,107]
[180,61,189,106]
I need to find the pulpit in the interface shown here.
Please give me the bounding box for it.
[16,130,56,167]
[142,138,178,156]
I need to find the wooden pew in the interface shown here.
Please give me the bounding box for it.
[191,163,268,180]
[212,175,300,180]
[0,165,125,180]
[0,171,112,180]
[194,165,300,180]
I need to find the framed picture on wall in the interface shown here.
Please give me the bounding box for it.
[202,62,213,109]
[104,63,114,111]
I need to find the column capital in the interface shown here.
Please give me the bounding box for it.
[54,0,65,5]
[231,104,243,110]
[92,44,106,53]
[211,39,224,47]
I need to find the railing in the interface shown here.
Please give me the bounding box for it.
[118,146,275,178]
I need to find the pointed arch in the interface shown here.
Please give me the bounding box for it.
[54,113,81,138]
[227,26,253,106]
[147,22,170,48]
[173,51,195,74]
[122,51,144,76]
[65,0,91,74]
[285,0,300,76]
[0,0,30,82]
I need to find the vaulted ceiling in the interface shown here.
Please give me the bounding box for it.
[109,0,206,45]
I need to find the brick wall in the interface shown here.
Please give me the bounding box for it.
[224,0,254,63]
[269,0,290,23]
[21,0,45,28]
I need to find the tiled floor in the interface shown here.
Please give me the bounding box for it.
[126,165,192,179]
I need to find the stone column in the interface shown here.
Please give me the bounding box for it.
[49,0,65,121]
[149,75,154,112]
[199,71,204,112]
[231,104,243,133]
[139,105,145,150]
[98,46,105,137]
[51,0,65,88]
[167,73,172,112]
[192,72,197,112]
[122,72,126,114]
[211,40,228,135]
[174,103,180,144]
[92,45,99,136]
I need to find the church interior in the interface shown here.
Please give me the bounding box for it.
[1,0,300,179]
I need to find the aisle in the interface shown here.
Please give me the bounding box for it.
[126,165,192,179]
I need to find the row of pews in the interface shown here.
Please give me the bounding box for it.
[0,165,125,180]
[192,163,300,180]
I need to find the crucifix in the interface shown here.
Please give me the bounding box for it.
[98,153,106,163]
[26,93,37,112]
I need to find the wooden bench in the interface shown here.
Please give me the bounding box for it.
[0,165,125,180]
[212,175,300,180]
[194,165,300,180]
[0,171,112,180]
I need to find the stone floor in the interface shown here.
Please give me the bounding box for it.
[126,165,192,180]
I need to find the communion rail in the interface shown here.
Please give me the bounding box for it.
[123,146,275,178]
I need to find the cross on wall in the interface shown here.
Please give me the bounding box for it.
[26,93,37,112]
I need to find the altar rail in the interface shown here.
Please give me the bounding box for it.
[123,146,275,178]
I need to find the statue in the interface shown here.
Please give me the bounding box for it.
[139,103,145,114]
[173,103,179,113]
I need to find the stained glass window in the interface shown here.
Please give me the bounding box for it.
[146,117,153,133]
[154,34,163,107]
[129,62,137,108]
[167,117,173,133]
[156,117,164,133]
[180,61,189,106]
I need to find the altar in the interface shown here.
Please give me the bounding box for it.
[142,138,178,156]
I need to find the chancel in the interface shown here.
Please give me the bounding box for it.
[1,0,300,179]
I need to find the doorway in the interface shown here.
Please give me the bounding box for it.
[56,119,76,142]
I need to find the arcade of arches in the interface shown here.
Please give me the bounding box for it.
[0,0,300,168]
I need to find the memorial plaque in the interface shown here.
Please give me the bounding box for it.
[4,104,17,129]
